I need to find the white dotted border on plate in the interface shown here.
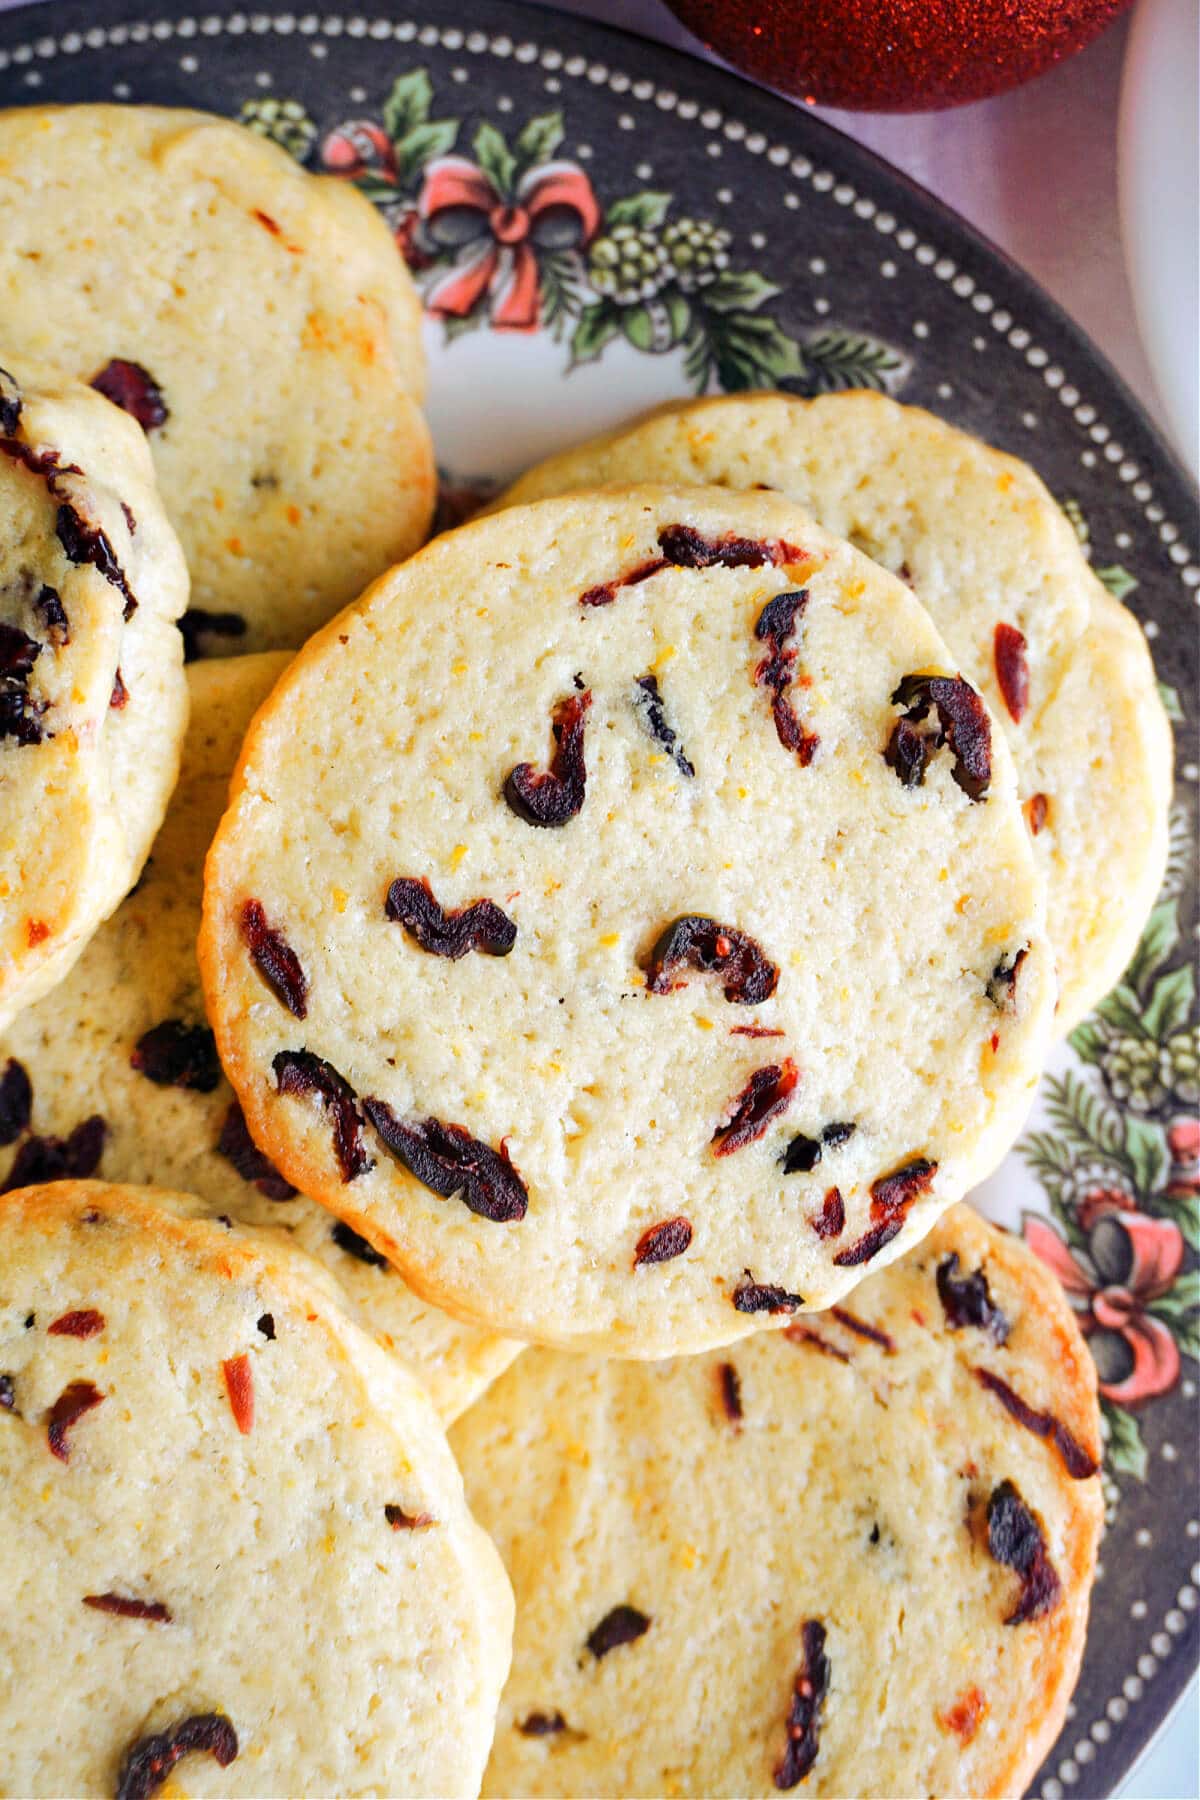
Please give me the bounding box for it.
[1,14,1197,1777]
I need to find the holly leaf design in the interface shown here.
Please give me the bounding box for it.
[1095,563,1138,602]
[606,191,672,230]
[570,299,621,366]
[798,328,906,394]
[1159,1191,1200,1253]
[538,249,586,339]
[441,311,482,345]
[1142,964,1196,1041]
[694,309,808,393]
[1125,899,1181,996]
[1068,1020,1108,1065]
[354,173,404,207]
[1157,681,1185,724]
[383,70,433,143]
[619,293,692,354]
[473,120,515,198]
[513,110,564,173]
[701,269,782,314]
[1124,1117,1168,1199]
[1102,1401,1147,1481]
[1146,1272,1200,1360]
[1094,982,1149,1038]
[1043,1070,1127,1165]
[393,119,459,187]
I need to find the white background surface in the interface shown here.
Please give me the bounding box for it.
[0,0,1195,1791]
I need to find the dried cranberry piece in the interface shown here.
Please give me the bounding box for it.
[504,690,591,828]
[385,1503,435,1529]
[56,502,137,618]
[518,1712,570,1737]
[586,1604,651,1659]
[939,1686,988,1744]
[109,668,129,710]
[712,1059,798,1157]
[731,1024,785,1038]
[717,1360,743,1425]
[115,1714,238,1800]
[830,1307,895,1352]
[936,1253,1011,1343]
[633,1216,693,1266]
[90,359,169,433]
[331,1219,388,1267]
[34,585,69,644]
[1026,792,1050,836]
[122,503,137,538]
[784,1324,849,1363]
[985,1480,1062,1623]
[48,1309,105,1339]
[0,365,21,437]
[363,1097,528,1222]
[221,1354,254,1434]
[82,1593,171,1623]
[0,1057,32,1144]
[0,1374,14,1411]
[130,1019,221,1092]
[180,609,248,662]
[986,947,1028,1011]
[579,556,668,607]
[646,915,778,1006]
[732,1271,803,1314]
[658,524,805,570]
[754,590,819,764]
[884,675,992,801]
[0,622,45,746]
[2,1114,107,1190]
[240,899,309,1018]
[633,674,695,776]
[781,1133,822,1174]
[216,1100,297,1200]
[774,1619,829,1789]
[993,623,1029,723]
[821,1122,855,1149]
[385,876,516,959]
[811,1187,845,1239]
[273,1050,372,1183]
[973,1367,1098,1479]
[47,1379,104,1461]
[833,1156,937,1267]
[256,1314,275,1339]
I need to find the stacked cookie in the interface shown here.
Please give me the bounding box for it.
[0,104,1173,1800]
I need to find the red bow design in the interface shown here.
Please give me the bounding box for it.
[419,156,600,331]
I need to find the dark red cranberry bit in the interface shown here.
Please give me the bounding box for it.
[731,1024,785,1038]
[2,1114,108,1191]
[179,609,248,661]
[56,502,138,618]
[712,1059,798,1158]
[47,1309,105,1339]
[936,1253,1011,1343]
[90,359,169,434]
[385,876,517,959]
[0,364,21,437]
[0,1057,32,1144]
[993,623,1030,724]
[273,1050,372,1183]
[130,1019,221,1092]
[122,503,137,538]
[717,1360,743,1425]
[732,1271,803,1315]
[579,556,668,607]
[504,689,591,828]
[1026,792,1050,836]
[115,1714,238,1800]
[781,1133,822,1174]
[331,1219,389,1267]
[985,1480,1062,1624]
[646,915,778,1007]
[518,1711,570,1737]
[0,439,77,482]
[973,1368,1099,1479]
[633,1215,693,1267]
[986,947,1028,1011]
[783,1324,849,1363]
[82,1593,171,1623]
[774,1619,829,1789]
[363,1098,528,1223]
[753,590,819,765]
[821,1121,855,1149]
[256,1313,275,1339]
[830,1307,895,1352]
[384,1503,435,1529]
[633,673,695,777]
[240,898,309,1018]
[586,1604,651,1660]
[109,668,129,710]
[0,1374,14,1411]
[811,1187,845,1240]
[834,1156,937,1267]
[883,715,930,788]
[34,585,69,644]
[47,1379,104,1462]
[216,1100,297,1200]
[221,1354,254,1434]
[885,675,992,801]
[657,524,805,570]
[0,622,45,747]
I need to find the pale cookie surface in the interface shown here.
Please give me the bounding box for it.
[0,653,520,1422]
[497,392,1173,1030]
[0,1180,513,1798]
[0,104,434,652]
[201,487,1054,1356]
[0,355,188,1031]
[452,1205,1103,1800]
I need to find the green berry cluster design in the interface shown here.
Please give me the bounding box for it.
[238,97,317,162]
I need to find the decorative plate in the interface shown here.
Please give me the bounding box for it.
[0,4,1196,1794]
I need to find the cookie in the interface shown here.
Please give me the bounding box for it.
[200,486,1054,1356]
[496,391,1173,1030]
[0,104,435,652]
[0,1179,513,1798]
[452,1204,1103,1800]
[0,354,188,1031]
[0,651,520,1422]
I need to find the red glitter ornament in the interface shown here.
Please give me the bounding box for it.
[665,0,1133,111]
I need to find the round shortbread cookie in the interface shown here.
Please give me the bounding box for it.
[0,104,435,652]
[0,652,520,1423]
[200,487,1054,1356]
[0,1179,513,1798]
[452,1204,1103,1800]
[0,355,188,1032]
[495,392,1173,1031]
